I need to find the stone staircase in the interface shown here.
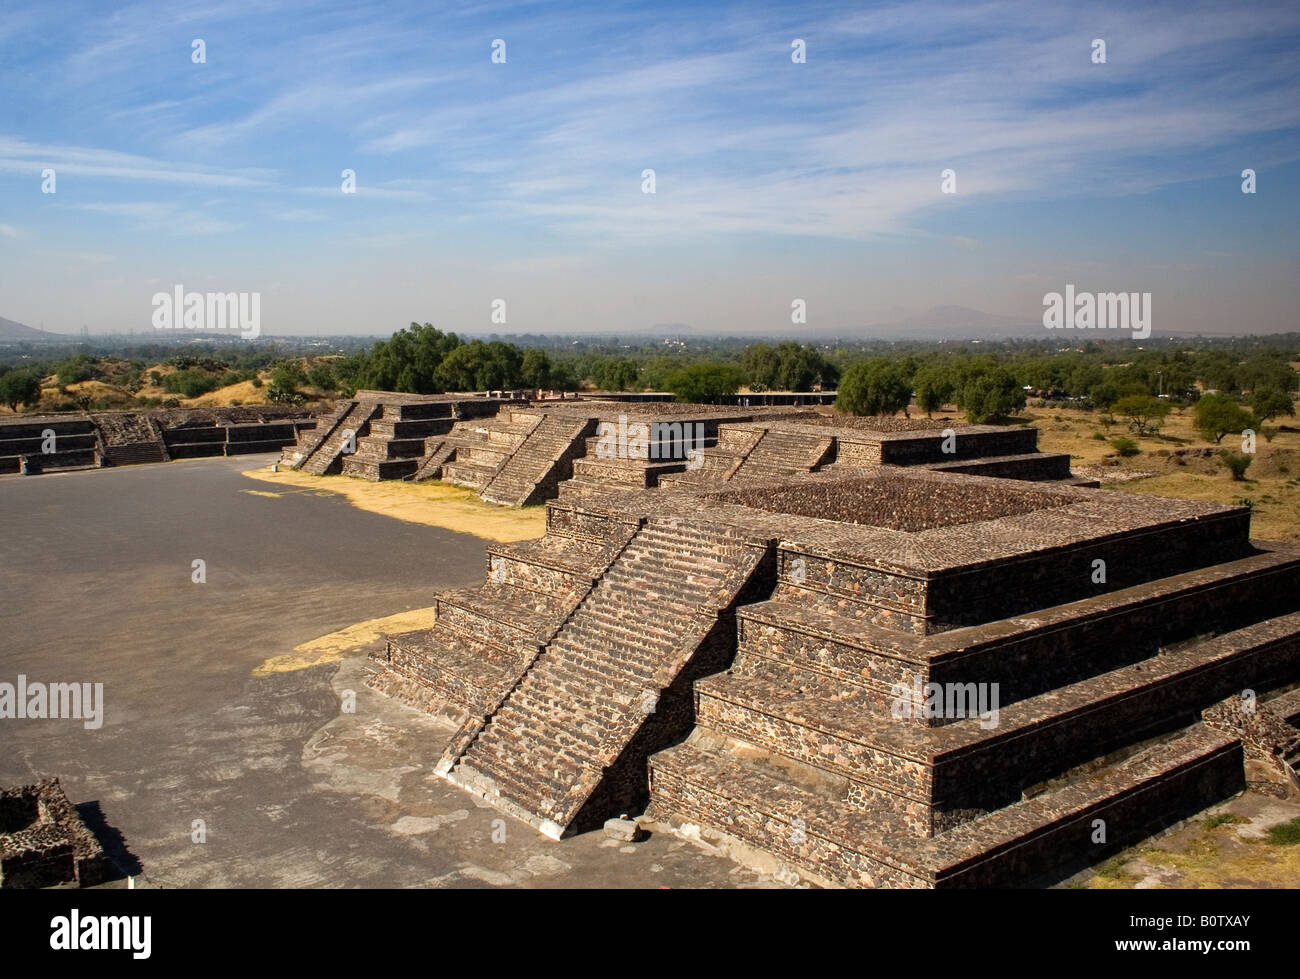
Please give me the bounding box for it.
[732,429,835,480]
[1203,682,1300,793]
[438,412,538,491]
[340,401,456,480]
[480,414,597,506]
[370,500,640,713]
[437,516,771,837]
[282,399,381,475]
[91,412,168,466]
[559,429,717,499]
[409,438,458,482]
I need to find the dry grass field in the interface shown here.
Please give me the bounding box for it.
[1023,403,1300,542]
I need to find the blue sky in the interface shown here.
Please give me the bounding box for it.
[2,0,1298,336]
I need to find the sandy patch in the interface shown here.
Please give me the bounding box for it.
[240,465,547,542]
[252,605,438,676]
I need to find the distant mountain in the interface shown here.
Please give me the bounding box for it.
[0,316,65,340]
[854,305,1042,340]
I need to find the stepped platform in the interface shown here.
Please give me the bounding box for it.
[658,418,1081,491]
[284,396,1084,509]
[650,724,1243,888]
[0,416,101,474]
[0,406,311,475]
[358,459,1300,885]
[282,391,513,477]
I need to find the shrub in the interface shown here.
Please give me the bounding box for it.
[1092,432,1106,441]
[306,364,337,391]
[1265,817,1300,845]
[163,368,220,398]
[1220,452,1253,481]
[1110,437,1140,457]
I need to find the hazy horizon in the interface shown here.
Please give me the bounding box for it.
[3,1,1299,338]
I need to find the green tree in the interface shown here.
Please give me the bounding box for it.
[358,323,462,393]
[836,360,913,417]
[959,368,1026,424]
[520,349,552,388]
[591,357,640,392]
[741,343,781,391]
[663,363,744,403]
[1251,387,1295,423]
[1112,394,1172,437]
[773,342,838,391]
[434,340,524,391]
[913,364,954,417]
[0,371,42,411]
[1194,394,1254,444]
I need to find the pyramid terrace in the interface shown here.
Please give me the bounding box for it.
[367,456,1300,887]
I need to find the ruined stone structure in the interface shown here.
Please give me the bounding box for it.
[369,464,1300,886]
[316,395,1086,510]
[0,407,314,475]
[0,778,107,888]
[650,416,1090,492]
[279,391,518,480]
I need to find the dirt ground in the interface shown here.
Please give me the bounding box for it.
[1067,786,1300,889]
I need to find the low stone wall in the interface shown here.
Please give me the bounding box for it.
[0,778,108,889]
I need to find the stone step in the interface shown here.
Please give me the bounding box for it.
[435,582,571,647]
[340,456,419,480]
[696,608,1300,833]
[381,628,522,714]
[540,638,666,688]
[442,459,498,490]
[734,543,1300,711]
[506,683,629,741]
[925,452,1073,482]
[648,724,1242,888]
